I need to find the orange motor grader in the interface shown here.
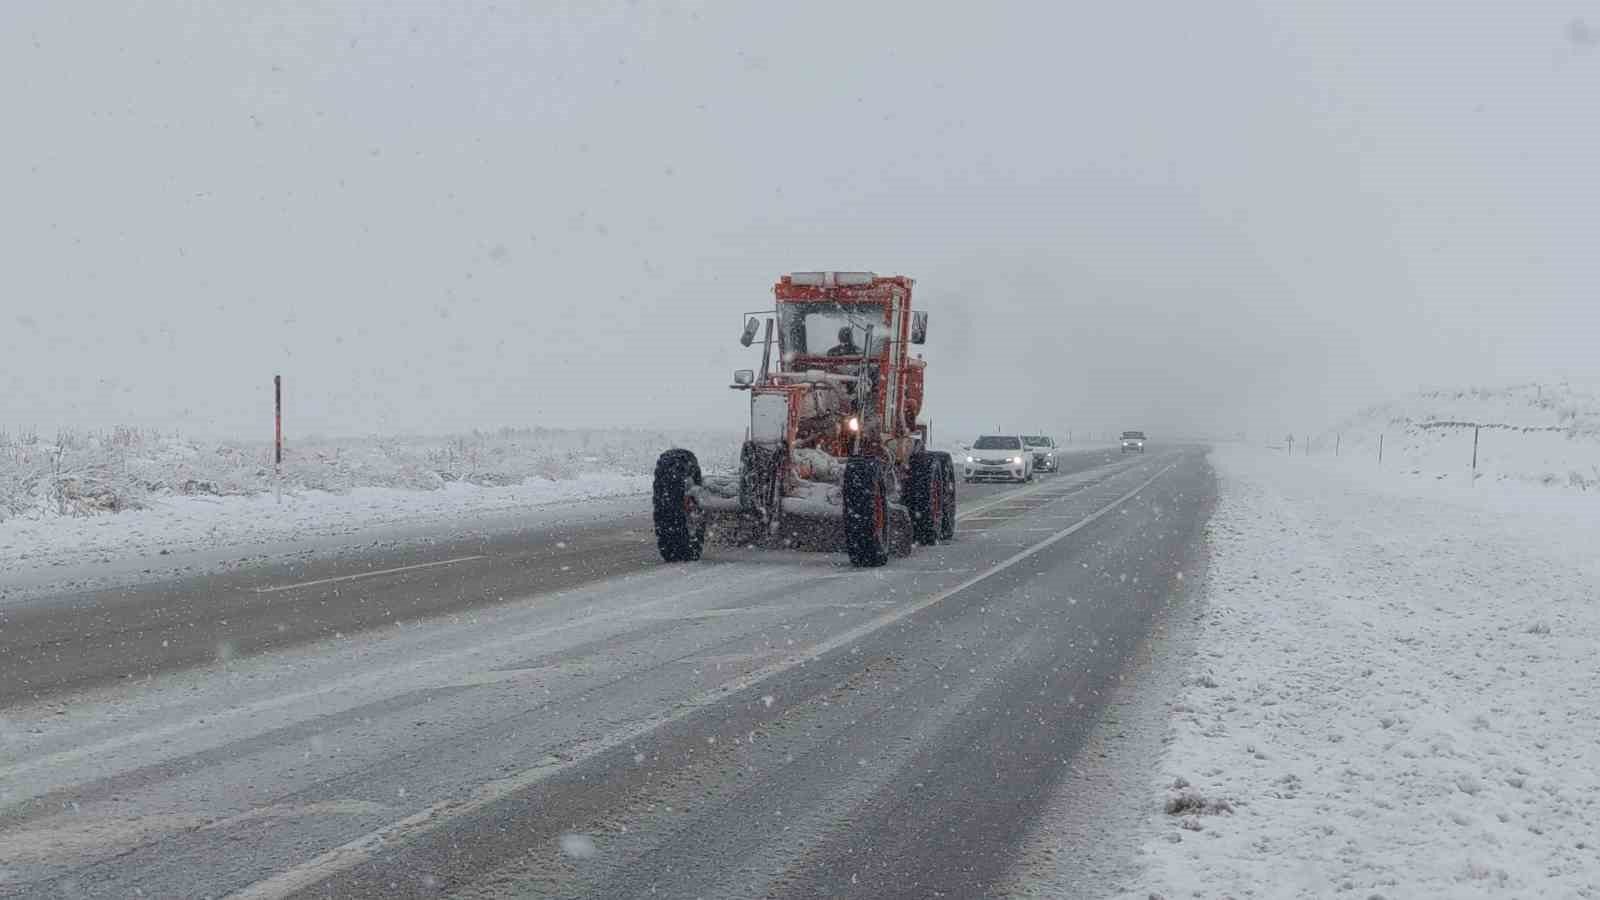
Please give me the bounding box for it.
[652,272,956,567]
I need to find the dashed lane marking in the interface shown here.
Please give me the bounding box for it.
[253,556,488,594]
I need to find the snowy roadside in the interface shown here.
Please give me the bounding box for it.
[1,473,648,580]
[0,428,740,594]
[1117,444,1600,899]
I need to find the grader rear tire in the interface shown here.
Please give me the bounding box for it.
[907,452,942,546]
[930,451,957,541]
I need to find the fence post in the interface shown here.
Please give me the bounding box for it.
[1336,433,1341,457]
[1378,433,1384,466]
[1472,425,1480,477]
[1288,435,1294,456]
[274,374,283,504]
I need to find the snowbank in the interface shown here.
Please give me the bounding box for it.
[1314,382,1600,490]
[0,426,740,521]
[1120,444,1600,898]
[0,427,739,586]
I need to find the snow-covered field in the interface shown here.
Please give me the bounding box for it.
[1315,382,1600,490]
[1121,443,1600,898]
[0,427,738,587]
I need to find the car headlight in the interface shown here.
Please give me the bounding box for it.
[1011,456,1023,464]
[965,455,974,463]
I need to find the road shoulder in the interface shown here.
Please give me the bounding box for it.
[999,456,1215,898]
[1104,444,1600,899]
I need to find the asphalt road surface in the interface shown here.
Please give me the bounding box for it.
[0,445,1212,899]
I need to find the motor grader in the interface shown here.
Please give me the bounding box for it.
[652,271,957,567]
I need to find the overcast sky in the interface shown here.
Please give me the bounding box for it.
[3,1,1596,440]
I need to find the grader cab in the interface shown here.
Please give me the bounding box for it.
[652,272,956,567]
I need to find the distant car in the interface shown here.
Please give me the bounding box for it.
[1120,431,1146,453]
[963,435,1034,483]
[1022,435,1058,472]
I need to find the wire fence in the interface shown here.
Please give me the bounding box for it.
[1274,421,1598,491]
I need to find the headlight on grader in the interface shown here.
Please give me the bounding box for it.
[651,271,955,569]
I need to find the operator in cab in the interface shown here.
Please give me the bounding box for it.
[827,326,859,357]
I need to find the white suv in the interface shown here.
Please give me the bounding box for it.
[1023,435,1058,472]
[963,435,1034,483]
[1120,431,1147,453]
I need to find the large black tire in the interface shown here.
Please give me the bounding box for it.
[908,451,940,544]
[653,449,705,562]
[930,451,957,540]
[843,457,890,567]
[738,441,786,543]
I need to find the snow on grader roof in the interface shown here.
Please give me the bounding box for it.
[652,271,953,567]
[783,271,879,287]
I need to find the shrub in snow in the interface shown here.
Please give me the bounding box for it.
[1164,786,1233,816]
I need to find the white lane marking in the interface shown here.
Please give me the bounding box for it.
[253,556,488,594]
[954,455,1152,520]
[0,801,396,867]
[957,479,1086,519]
[634,599,896,622]
[0,567,774,787]
[224,461,1177,900]
[957,477,1114,524]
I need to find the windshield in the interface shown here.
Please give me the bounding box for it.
[1122,432,1145,440]
[974,436,1022,450]
[1023,436,1050,446]
[779,302,884,357]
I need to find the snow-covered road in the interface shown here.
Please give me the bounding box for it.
[0,448,1211,899]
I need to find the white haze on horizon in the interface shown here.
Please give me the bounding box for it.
[3,1,1597,442]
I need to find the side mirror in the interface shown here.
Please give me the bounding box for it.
[732,369,755,386]
[740,317,760,347]
[910,311,928,345]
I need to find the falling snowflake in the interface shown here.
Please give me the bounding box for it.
[559,833,597,858]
